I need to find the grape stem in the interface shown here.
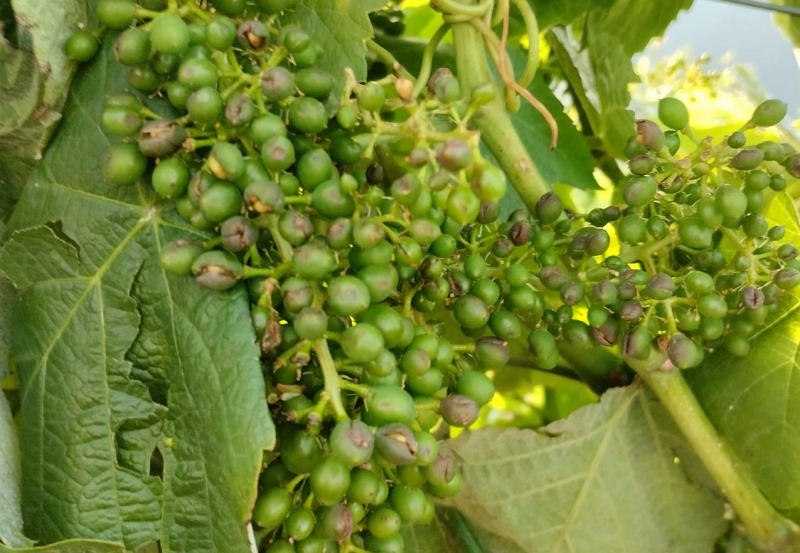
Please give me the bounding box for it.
[450,9,550,211]
[366,40,415,81]
[312,339,349,421]
[627,353,800,551]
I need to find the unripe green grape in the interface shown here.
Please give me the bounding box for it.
[126,65,161,93]
[658,97,689,129]
[292,242,335,280]
[166,81,191,110]
[286,508,316,542]
[771,174,788,191]
[363,533,405,553]
[150,14,191,54]
[360,82,386,112]
[296,149,333,191]
[757,140,785,161]
[178,58,218,90]
[97,0,135,29]
[472,278,500,305]
[746,170,773,191]
[453,294,490,329]
[337,105,359,130]
[295,67,335,99]
[103,143,147,185]
[114,28,151,66]
[279,26,310,53]
[664,130,681,155]
[752,99,788,127]
[744,188,763,213]
[289,97,329,134]
[152,157,190,198]
[727,131,746,148]
[161,240,204,276]
[206,15,237,50]
[678,217,712,249]
[446,186,480,224]
[617,214,646,244]
[647,216,669,239]
[527,329,558,369]
[697,293,727,318]
[292,42,320,67]
[683,271,713,296]
[187,87,224,124]
[102,106,142,137]
[253,488,292,530]
[742,213,768,238]
[364,385,416,426]
[200,182,242,222]
[66,30,99,62]
[367,508,402,540]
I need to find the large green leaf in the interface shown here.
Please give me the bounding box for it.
[521,0,615,30]
[403,382,726,553]
[283,0,384,85]
[548,26,637,160]
[10,0,85,105]
[0,539,126,553]
[0,391,32,548]
[773,1,800,49]
[687,192,800,515]
[2,42,274,552]
[587,0,694,56]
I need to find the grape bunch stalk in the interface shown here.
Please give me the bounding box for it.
[66,0,800,552]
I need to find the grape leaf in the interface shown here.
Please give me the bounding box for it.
[587,0,694,56]
[282,0,384,84]
[2,42,274,552]
[10,0,85,106]
[403,383,726,553]
[773,1,800,49]
[548,26,637,160]
[686,192,800,515]
[520,0,615,30]
[0,390,32,548]
[0,539,127,553]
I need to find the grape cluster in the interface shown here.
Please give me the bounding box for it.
[68,2,507,553]
[67,0,800,550]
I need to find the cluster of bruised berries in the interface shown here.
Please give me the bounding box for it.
[67,0,800,550]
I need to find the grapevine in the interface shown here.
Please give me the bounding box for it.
[29,0,800,552]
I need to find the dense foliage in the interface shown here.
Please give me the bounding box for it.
[2,1,800,553]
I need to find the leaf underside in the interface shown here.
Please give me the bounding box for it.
[403,382,726,553]
[1,41,274,552]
